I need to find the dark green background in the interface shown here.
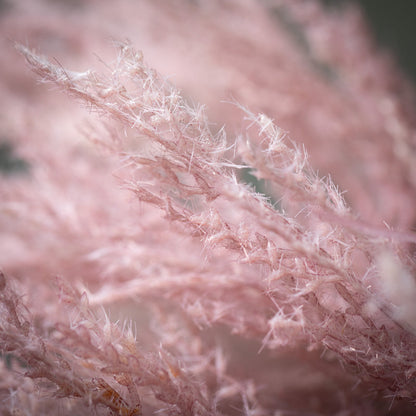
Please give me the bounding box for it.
[324,0,416,83]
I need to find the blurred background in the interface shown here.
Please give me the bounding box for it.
[328,0,416,82]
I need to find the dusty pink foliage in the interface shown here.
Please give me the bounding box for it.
[1,1,416,415]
